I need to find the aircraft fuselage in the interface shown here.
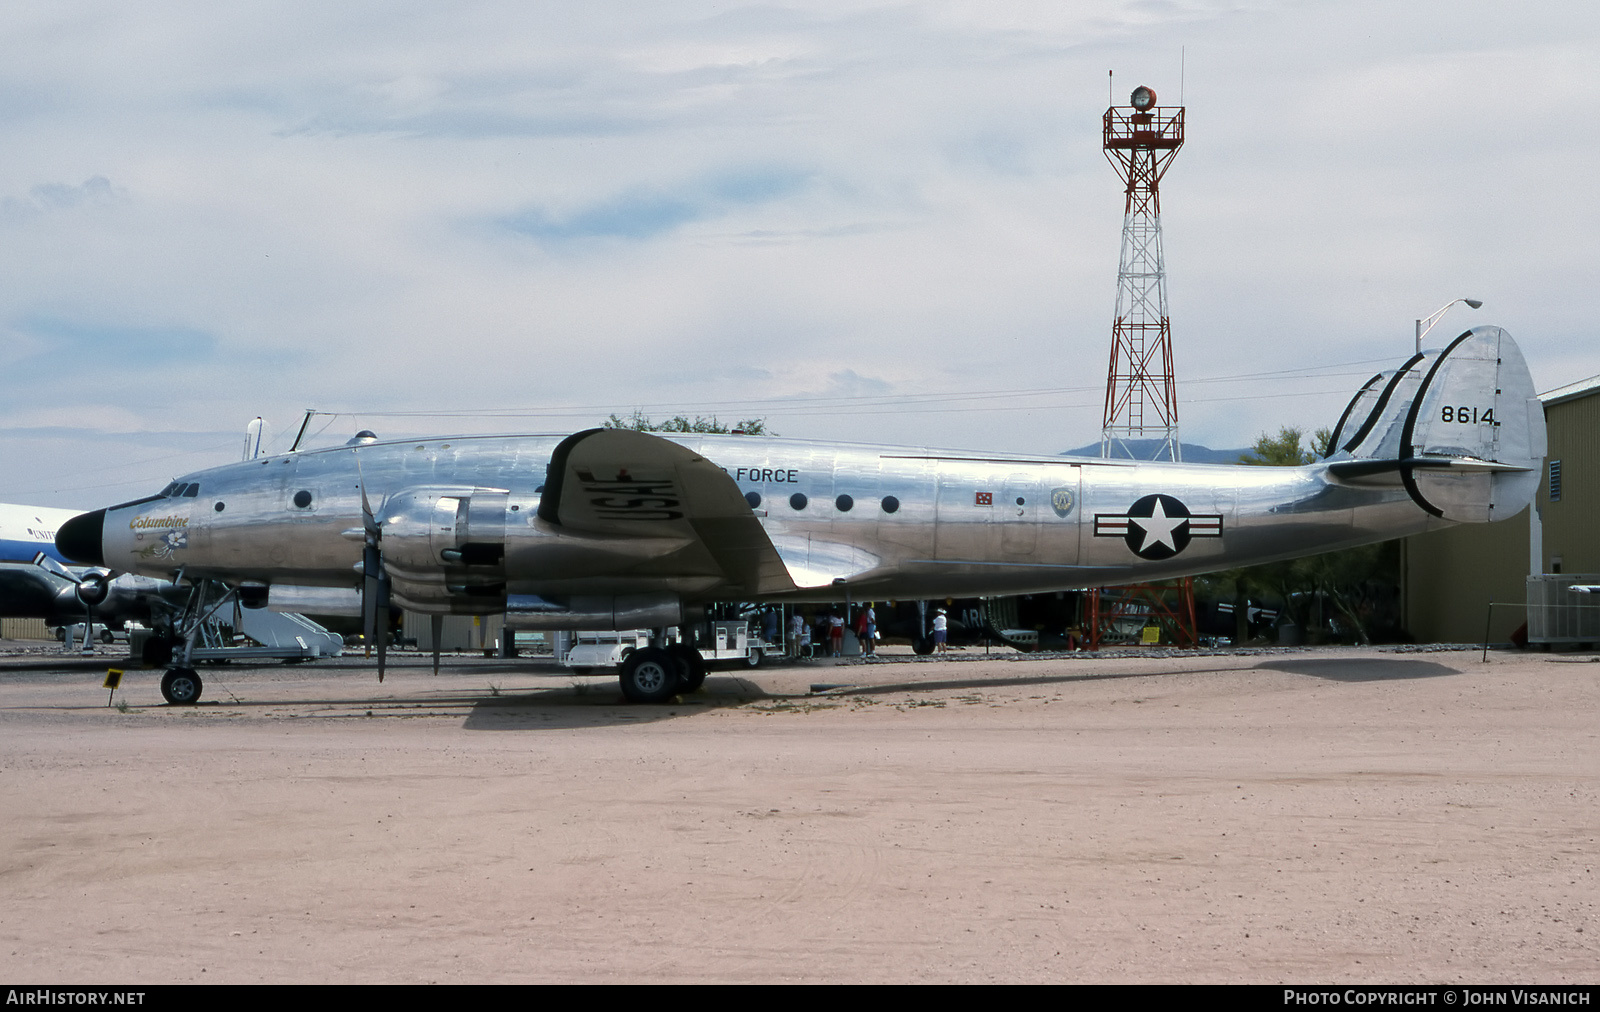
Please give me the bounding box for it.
[84,433,1443,608]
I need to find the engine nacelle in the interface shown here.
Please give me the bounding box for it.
[369,483,702,617]
[377,486,510,614]
[74,569,112,606]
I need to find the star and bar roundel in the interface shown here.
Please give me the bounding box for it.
[1094,494,1224,561]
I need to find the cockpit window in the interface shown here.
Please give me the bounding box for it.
[181,483,200,497]
[160,482,181,497]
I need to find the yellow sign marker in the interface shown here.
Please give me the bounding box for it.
[103,669,124,690]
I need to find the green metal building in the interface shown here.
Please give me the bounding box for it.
[1403,374,1600,644]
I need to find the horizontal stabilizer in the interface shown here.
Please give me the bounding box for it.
[1327,456,1536,485]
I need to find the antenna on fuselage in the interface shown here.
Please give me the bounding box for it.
[288,409,315,453]
[242,417,270,461]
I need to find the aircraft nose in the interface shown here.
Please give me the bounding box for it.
[56,509,106,566]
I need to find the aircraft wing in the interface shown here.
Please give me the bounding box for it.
[0,562,68,618]
[538,428,815,595]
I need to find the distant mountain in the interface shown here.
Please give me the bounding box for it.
[1059,439,1251,464]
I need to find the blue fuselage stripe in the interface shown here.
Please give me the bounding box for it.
[0,539,69,565]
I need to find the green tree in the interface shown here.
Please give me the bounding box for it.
[1237,425,1331,466]
[603,411,770,435]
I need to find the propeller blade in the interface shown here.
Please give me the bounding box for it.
[353,450,381,537]
[352,448,387,681]
[377,609,388,682]
[375,566,390,683]
[361,543,381,653]
[431,614,443,676]
[347,448,387,678]
[33,552,81,585]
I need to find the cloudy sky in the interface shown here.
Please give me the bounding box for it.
[2,1,1597,508]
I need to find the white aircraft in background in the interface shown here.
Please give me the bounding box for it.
[0,502,180,642]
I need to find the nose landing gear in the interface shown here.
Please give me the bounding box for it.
[153,578,228,705]
[159,667,203,705]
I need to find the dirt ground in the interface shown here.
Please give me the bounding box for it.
[0,643,1595,984]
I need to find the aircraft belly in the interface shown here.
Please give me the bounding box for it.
[508,576,724,599]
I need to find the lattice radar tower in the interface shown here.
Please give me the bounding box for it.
[1101,85,1185,461]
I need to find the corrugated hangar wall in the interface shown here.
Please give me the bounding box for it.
[1403,377,1600,643]
[1541,390,1600,573]
[1,617,51,640]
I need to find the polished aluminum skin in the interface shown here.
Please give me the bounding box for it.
[62,327,1545,623]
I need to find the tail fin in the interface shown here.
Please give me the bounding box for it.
[1326,326,1545,523]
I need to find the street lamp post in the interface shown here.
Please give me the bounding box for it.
[1416,298,1483,354]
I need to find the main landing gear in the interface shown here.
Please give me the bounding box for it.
[669,644,707,693]
[617,637,709,703]
[160,667,204,705]
[619,647,678,704]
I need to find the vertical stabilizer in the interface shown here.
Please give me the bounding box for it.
[1327,327,1545,523]
[1401,326,1544,522]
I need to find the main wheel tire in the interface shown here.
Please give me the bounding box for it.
[912,637,935,656]
[160,667,203,705]
[619,647,680,704]
[668,645,707,693]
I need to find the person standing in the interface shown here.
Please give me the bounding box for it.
[933,608,949,654]
[860,603,877,656]
[829,612,845,657]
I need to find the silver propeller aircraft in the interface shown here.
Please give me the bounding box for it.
[57,326,1544,704]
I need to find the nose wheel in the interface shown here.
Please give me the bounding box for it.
[160,667,203,705]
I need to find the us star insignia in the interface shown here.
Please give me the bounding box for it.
[1093,494,1223,560]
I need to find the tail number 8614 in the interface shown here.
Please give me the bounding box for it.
[1441,406,1495,424]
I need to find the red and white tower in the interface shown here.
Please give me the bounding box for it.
[1101,84,1185,461]
[1088,82,1197,649]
